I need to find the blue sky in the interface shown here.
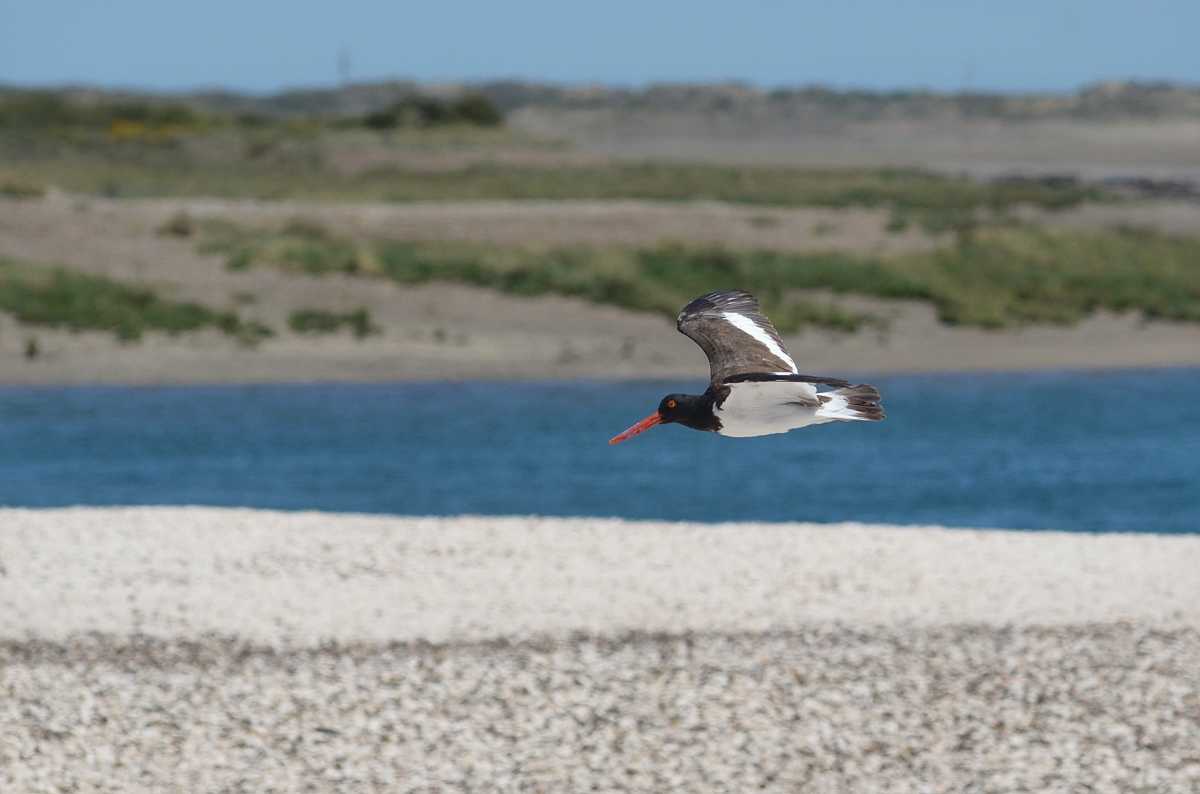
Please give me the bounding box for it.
[3,0,1198,93]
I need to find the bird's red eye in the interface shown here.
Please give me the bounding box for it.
[666,399,677,410]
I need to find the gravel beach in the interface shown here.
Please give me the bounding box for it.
[2,508,1198,792]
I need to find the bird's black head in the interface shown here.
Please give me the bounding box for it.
[609,392,716,445]
[656,393,689,424]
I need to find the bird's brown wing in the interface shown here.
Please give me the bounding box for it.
[676,290,802,384]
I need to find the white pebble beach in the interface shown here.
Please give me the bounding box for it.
[2,507,1198,792]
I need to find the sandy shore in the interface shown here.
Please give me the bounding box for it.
[3,194,1200,384]
[2,508,1198,792]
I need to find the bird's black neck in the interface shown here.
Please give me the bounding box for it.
[675,391,721,432]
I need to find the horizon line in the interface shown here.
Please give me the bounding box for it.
[4,74,1198,99]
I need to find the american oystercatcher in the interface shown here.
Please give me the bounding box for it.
[609,290,884,444]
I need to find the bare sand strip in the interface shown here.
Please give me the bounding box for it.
[2,508,1198,792]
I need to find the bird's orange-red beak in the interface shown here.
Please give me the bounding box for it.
[608,412,662,445]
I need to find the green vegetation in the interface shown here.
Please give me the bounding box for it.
[201,218,375,275]
[288,308,380,339]
[371,241,881,331]
[0,91,1104,219]
[158,211,195,237]
[0,91,203,132]
[1,149,1105,215]
[0,89,502,142]
[648,226,1200,327]
[357,93,503,129]
[0,257,273,344]
[7,85,1194,359]
[194,219,1200,332]
[363,163,1104,216]
[0,179,46,199]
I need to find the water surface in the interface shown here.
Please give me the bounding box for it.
[1,370,1196,533]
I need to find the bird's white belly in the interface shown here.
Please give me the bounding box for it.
[714,381,825,438]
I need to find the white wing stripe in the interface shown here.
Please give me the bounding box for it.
[721,312,798,373]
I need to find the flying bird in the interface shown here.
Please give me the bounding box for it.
[609,290,884,444]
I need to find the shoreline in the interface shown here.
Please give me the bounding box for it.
[2,357,1200,388]
[3,357,1199,388]
[3,312,1199,386]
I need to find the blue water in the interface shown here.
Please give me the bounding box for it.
[1,370,1197,533]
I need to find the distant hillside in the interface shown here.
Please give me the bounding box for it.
[488,79,1200,121]
[4,79,1200,122]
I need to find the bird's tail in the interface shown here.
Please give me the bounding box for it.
[815,384,885,422]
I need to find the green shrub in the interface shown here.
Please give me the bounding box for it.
[288,307,380,339]
[198,218,366,275]
[359,93,504,130]
[362,109,401,130]
[3,154,1108,211]
[279,217,332,239]
[158,211,194,237]
[0,91,77,127]
[450,93,503,126]
[195,219,1200,332]
[0,179,45,199]
[0,257,274,344]
[0,91,205,133]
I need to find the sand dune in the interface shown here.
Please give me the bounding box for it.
[2,508,1198,792]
